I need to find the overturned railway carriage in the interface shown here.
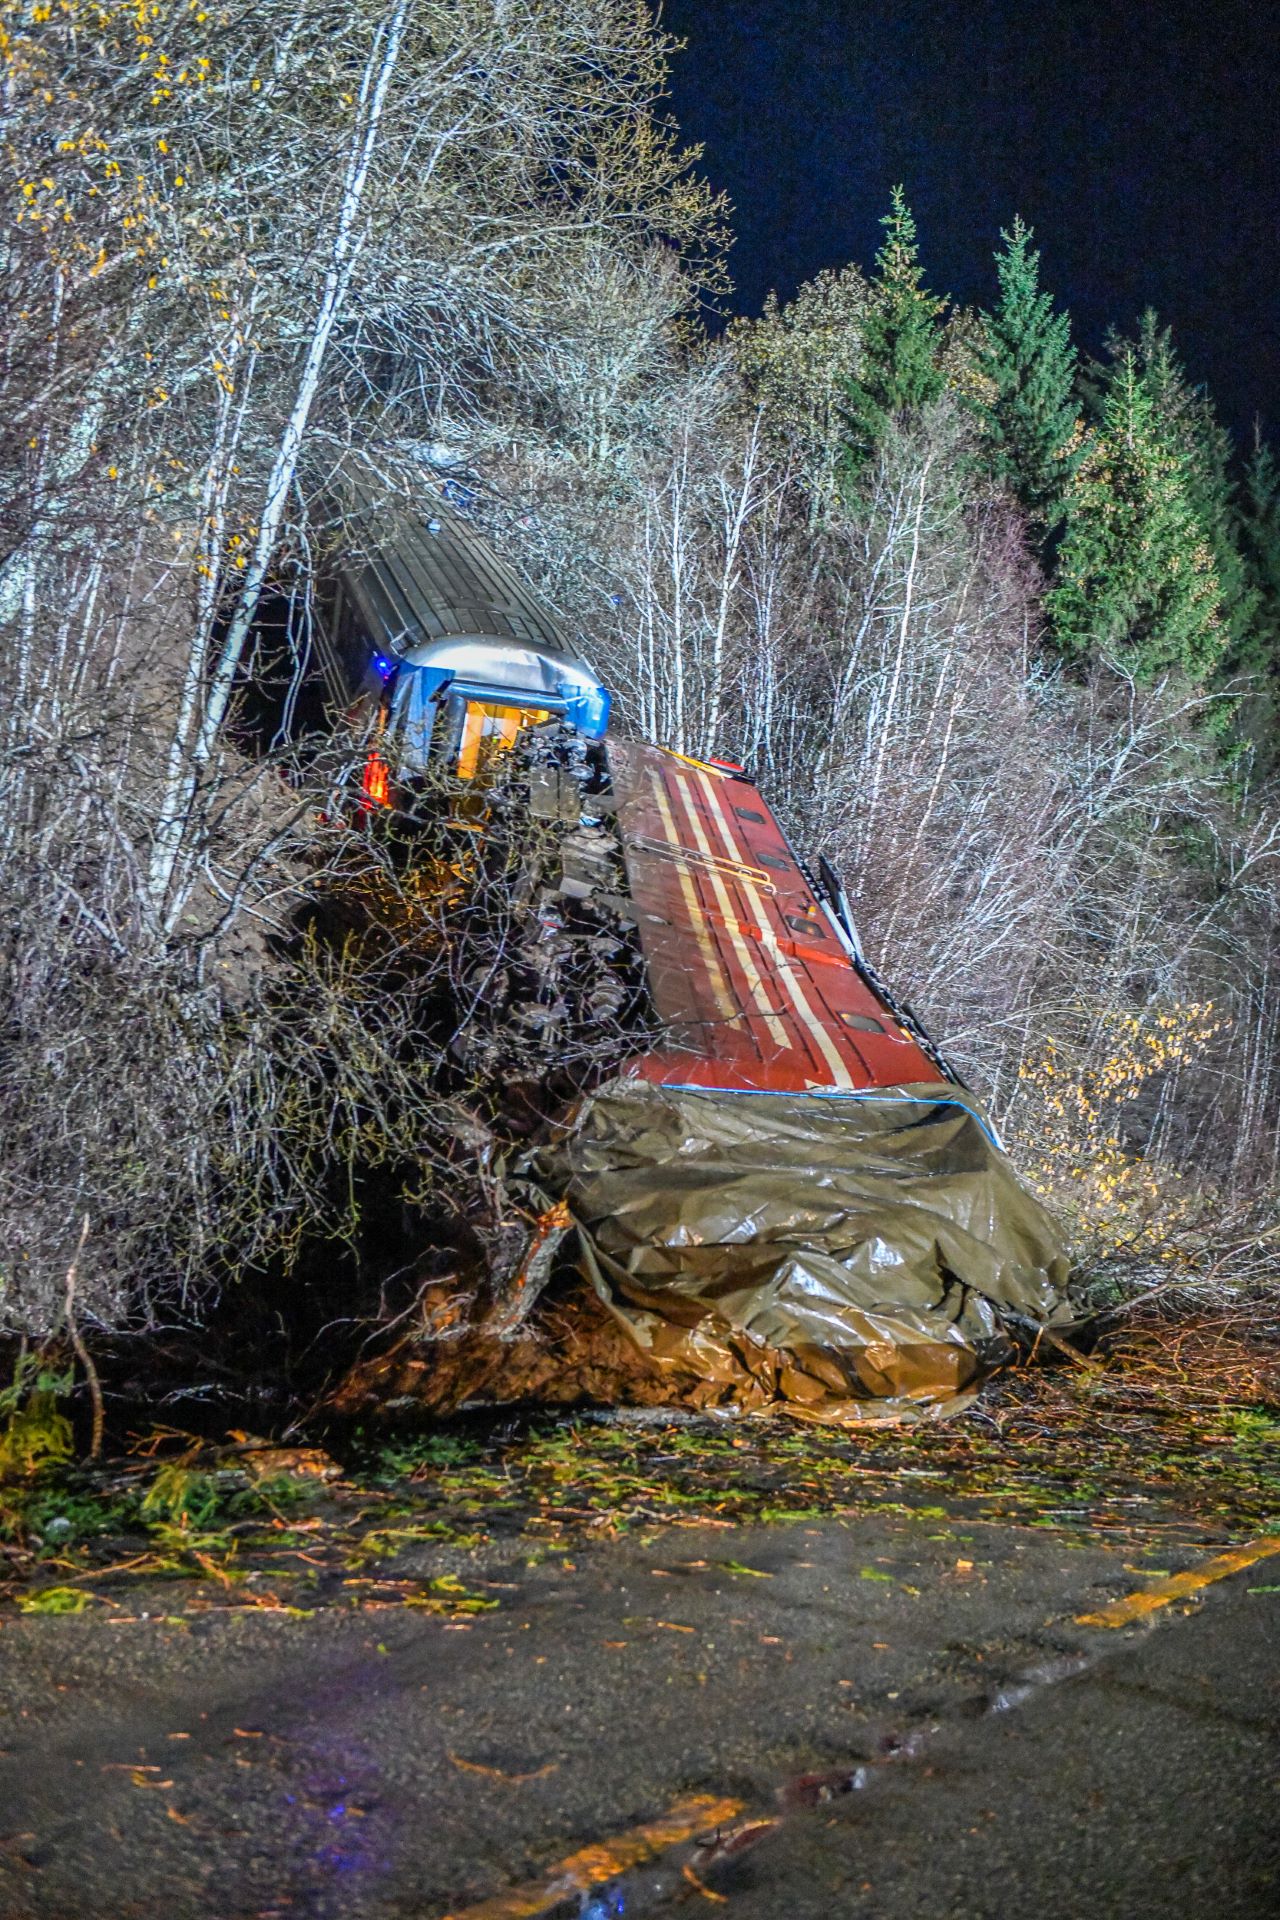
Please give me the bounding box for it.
[327,486,1072,1422]
[319,491,608,781]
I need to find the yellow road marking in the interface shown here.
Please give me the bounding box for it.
[441,1792,744,1920]
[1076,1536,1280,1628]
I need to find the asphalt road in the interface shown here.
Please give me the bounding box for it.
[0,1512,1276,1919]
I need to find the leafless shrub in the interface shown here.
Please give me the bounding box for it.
[0,695,642,1337]
[0,0,717,1337]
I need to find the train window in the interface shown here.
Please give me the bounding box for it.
[840,1012,886,1034]
[733,806,766,823]
[784,914,826,937]
[757,852,791,871]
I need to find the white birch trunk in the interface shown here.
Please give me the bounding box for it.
[148,0,410,928]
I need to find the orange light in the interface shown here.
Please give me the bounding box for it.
[361,749,391,808]
[456,702,547,780]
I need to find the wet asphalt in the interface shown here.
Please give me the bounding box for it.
[0,1512,1276,1918]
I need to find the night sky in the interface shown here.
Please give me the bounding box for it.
[662,0,1279,445]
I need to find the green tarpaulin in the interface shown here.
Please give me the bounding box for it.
[532,1077,1073,1423]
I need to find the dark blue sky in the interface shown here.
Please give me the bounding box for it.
[663,0,1279,444]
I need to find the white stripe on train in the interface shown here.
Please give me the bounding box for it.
[688,764,856,1091]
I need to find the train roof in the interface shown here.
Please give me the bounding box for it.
[330,482,579,666]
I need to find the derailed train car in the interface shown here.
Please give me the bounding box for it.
[317,486,609,783]
[322,482,1072,1422]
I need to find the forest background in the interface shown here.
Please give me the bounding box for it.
[2,0,1278,1352]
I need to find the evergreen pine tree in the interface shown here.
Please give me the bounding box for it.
[840,187,945,476]
[1205,435,1280,764]
[1047,349,1225,681]
[1126,312,1257,661]
[1225,435,1280,758]
[970,218,1081,536]
[1238,436,1280,669]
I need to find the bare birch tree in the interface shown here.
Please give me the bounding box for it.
[0,0,727,1333]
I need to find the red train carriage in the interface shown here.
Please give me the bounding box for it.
[606,737,954,1102]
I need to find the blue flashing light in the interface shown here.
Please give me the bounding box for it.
[371,651,396,681]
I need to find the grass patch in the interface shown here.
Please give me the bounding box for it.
[18,1584,91,1615]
